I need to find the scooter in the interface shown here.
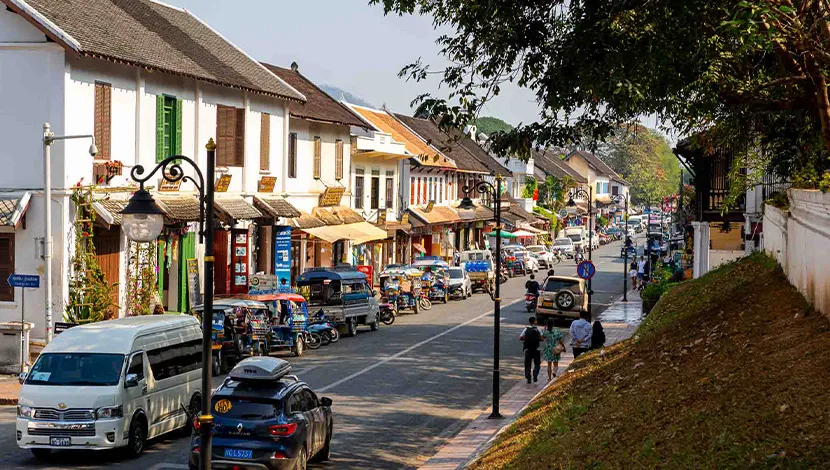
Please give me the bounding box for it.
[449,283,466,300]
[307,311,339,345]
[525,292,537,312]
[499,266,510,284]
[379,302,396,325]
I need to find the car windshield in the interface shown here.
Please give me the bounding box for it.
[544,279,579,292]
[26,353,125,386]
[567,234,582,242]
[449,268,464,279]
[212,397,281,420]
[554,239,571,246]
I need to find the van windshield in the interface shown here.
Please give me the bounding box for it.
[298,280,342,307]
[26,353,125,386]
[567,234,582,242]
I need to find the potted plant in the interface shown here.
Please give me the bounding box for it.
[640,283,665,315]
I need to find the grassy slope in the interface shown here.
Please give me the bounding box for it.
[471,254,830,469]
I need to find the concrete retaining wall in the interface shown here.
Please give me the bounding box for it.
[763,190,830,316]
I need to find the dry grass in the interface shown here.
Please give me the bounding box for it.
[470,253,830,469]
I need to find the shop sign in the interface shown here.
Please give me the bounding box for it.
[258,176,277,192]
[249,274,278,291]
[159,177,181,192]
[401,213,410,225]
[215,174,232,192]
[425,201,435,213]
[431,233,440,244]
[475,221,484,228]
[185,259,202,309]
[319,187,345,207]
[377,209,387,225]
[356,265,373,283]
[273,225,292,289]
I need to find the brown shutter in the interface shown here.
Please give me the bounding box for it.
[94,83,111,160]
[313,136,322,179]
[0,234,14,301]
[288,133,297,178]
[216,106,237,166]
[235,108,246,166]
[335,139,343,180]
[260,113,270,171]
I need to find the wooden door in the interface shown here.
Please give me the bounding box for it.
[214,230,230,295]
[94,228,120,317]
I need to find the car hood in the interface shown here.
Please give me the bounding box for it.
[19,384,118,409]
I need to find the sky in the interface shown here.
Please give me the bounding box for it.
[166,0,542,127]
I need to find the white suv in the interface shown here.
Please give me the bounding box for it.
[526,245,555,267]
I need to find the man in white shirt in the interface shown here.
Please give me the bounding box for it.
[569,311,593,358]
[637,257,647,288]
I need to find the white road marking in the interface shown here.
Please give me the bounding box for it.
[291,365,320,375]
[317,298,523,393]
[147,464,189,470]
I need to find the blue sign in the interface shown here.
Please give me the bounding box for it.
[274,226,292,287]
[8,274,40,288]
[576,260,596,280]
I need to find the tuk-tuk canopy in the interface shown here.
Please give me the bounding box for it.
[411,257,450,268]
[379,266,422,278]
[297,267,368,283]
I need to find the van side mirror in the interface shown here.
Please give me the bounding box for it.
[320,397,333,407]
[125,373,139,388]
[18,371,27,384]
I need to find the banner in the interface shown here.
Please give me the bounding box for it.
[186,259,202,308]
[274,226,292,290]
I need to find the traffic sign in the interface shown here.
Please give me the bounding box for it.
[558,209,568,219]
[576,260,596,280]
[8,274,40,288]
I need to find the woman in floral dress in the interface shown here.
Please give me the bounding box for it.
[541,319,566,380]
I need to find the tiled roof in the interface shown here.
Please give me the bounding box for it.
[14,0,304,101]
[253,196,301,219]
[565,150,628,185]
[454,134,512,177]
[0,193,30,228]
[532,149,588,184]
[312,206,365,225]
[214,197,262,220]
[288,212,326,230]
[155,194,202,222]
[348,106,457,169]
[406,205,460,225]
[263,63,366,127]
[393,114,492,174]
[93,196,129,225]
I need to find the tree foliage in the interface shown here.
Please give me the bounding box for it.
[475,116,514,136]
[372,0,830,178]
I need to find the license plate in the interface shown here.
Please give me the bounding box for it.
[224,448,253,459]
[50,437,71,447]
[542,301,553,307]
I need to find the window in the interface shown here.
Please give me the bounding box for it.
[288,133,298,178]
[355,168,365,209]
[147,338,202,381]
[438,177,443,202]
[260,113,270,171]
[371,170,380,210]
[216,105,245,166]
[303,389,319,409]
[385,171,394,208]
[127,353,144,381]
[0,234,14,301]
[313,136,322,179]
[94,82,111,160]
[416,178,422,204]
[156,95,181,162]
[410,176,415,204]
[335,139,344,180]
[422,177,427,203]
[612,185,619,196]
[596,182,601,194]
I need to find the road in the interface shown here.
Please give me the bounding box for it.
[0,239,633,470]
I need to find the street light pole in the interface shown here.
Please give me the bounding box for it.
[611,194,629,301]
[566,186,593,316]
[120,141,215,470]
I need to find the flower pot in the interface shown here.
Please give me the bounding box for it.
[642,298,658,315]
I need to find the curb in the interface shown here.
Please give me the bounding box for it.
[0,398,17,405]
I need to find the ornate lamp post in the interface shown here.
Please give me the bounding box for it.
[566,186,593,316]
[120,140,216,470]
[457,175,503,419]
[610,194,630,301]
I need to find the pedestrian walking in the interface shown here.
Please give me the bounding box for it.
[629,259,638,289]
[637,256,646,286]
[590,321,606,350]
[519,317,542,383]
[541,319,566,380]
[569,311,592,358]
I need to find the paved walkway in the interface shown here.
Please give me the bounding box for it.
[418,293,642,470]
[0,376,20,405]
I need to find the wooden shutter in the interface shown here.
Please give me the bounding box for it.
[94,83,111,160]
[175,98,183,156]
[260,113,270,171]
[0,234,14,301]
[288,133,298,178]
[335,139,344,180]
[313,136,322,179]
[235,108,245,166]
[216,106,236,166]
[156,95,165,162]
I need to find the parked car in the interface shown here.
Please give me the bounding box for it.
[535,276,589,321]
[526,245,555,267]
[190,357,332,470]
[297,266,380,337]
[17,315,203,459]
[552,237,575,258]
[448,266,472,299]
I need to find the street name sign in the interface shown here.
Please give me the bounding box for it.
[8,274,40,288]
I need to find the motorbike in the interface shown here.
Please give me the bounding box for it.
[574,251,585,264]
[525,292,537,312]
[449,283,466,300]
[499,266,510,284]
[307,310,340,345]
[379,302,396,325]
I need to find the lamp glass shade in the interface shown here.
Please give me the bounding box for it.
[567,197,576,207]
[457,196,476,220]
[122,213,164,243]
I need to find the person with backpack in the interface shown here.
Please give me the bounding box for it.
[519,317,542,383]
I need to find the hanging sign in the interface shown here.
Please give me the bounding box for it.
[185,259,202,308]
[274,225,292,289]
[377,209,387,225]
[401,213,410,225]
[425,201,435,213]
[319,187,345,207]
[258,176,277,193]
[215,174,232,192]
[159,178,182,192]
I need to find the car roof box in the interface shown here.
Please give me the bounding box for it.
[228,357,292,381]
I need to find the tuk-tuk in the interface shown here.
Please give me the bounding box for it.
[379,266,423,314]
[191,298,269,374]
[270,293,310,357]
[297,266,381,337]
[412,257,450,303]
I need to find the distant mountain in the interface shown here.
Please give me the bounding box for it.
[320,85,375,109]
[475,116,514,136]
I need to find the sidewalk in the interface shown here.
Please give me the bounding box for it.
[418,293,642,470]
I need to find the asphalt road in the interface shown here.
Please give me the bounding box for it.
[0,239,632,470]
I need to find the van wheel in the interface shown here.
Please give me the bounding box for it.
[370,314,379,331]
[31,449,51,460]
[294,337,304,357]
[182,394,201,436]
[347,318,358,337]
[126,415,147,458]
[211,354,221,377]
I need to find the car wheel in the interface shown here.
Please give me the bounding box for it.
[30,449,51,460]
[126,414,147,458]
[347,317,358,337]
[370,314,379,331]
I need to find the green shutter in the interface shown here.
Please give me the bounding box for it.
[175,98,183,156]
[155,95,165,162]
[157,239,165,304]
[178,233,196,312]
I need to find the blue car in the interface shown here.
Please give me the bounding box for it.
[189,357,333,470]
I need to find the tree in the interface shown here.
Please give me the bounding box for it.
[372,0,830,178]
[475,116,513,136]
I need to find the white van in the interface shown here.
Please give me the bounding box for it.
[16,315,202,459]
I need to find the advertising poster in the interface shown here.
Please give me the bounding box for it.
[274,226,292,291]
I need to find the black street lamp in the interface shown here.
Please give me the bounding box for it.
[610,194,630,301]
[121,140,216,470]
[457,175,504,420]
[566,185,593,317]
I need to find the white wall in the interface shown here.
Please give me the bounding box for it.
[285,119,352,213]
[763,190,830,317]
[351,156,400,217]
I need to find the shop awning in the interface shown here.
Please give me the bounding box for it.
[407,204,461,226]
[348,222,389,245]
[485,230,517,239]
[214,197,263,220]
[312,206,364,225]
[412,242,426,253]
[596,195,613,205]
[512,230,536,238]
[254,195,301,219]
[155,194,202,222]
[288,211,326,229]
[301,224,355,243]
[0,192,31,229]
[92,196,129,226]
[301,222,387,244]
